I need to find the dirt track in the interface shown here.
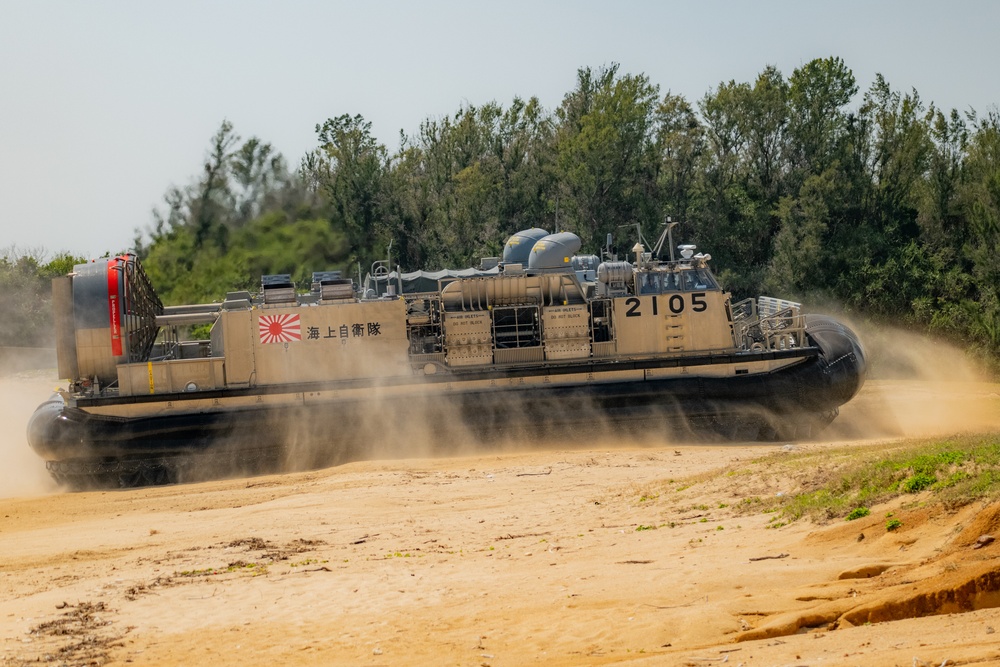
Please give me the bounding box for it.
[2,336,1000,665]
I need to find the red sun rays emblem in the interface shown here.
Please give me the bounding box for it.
[258,313,301,344]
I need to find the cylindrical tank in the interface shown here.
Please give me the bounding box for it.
[502,228,550,265]
[528,232,582,270]
[572,254,601,281]
[597,261,633,284]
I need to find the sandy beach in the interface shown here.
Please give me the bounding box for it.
[3,333,1000,666]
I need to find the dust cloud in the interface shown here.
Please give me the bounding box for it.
[0,368,60,497]
[272,379,752,476]
[828,320,1000,440]
[267,353,678,477]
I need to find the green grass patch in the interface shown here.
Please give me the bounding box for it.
[763,434,1000,523]
[845,507,870,521]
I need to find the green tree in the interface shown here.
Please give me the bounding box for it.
[0,249,85,346]
[837,76,933,316]
[743,66,790,203]
[695,78,759,294]
[953,111,1000,352]
[654,92,704,224]
[382,98,557,269]
[193,120,239,249]
[554,65,661,248]
[141,120,344,304]
[917,107,969,260]
[766,168,838,296]
[304,114,388,270]
[786,56,858,177]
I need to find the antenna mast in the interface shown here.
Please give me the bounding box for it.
[652,216,681,261]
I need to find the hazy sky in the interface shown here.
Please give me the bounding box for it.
[2,1,997,258]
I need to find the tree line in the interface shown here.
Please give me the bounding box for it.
[0,250,81,347]
[4,57,999,365]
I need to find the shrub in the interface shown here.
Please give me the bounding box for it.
[902,472,936,493]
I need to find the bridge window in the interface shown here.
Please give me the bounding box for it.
[678,268,718,291]
[638,273,662,294]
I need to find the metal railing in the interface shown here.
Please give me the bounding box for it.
[732,296,806,352]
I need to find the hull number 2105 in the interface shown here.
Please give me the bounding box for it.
[624,294,708,317]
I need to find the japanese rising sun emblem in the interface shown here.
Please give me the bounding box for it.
[258,313,301,344]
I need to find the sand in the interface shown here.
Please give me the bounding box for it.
[3,361,1000,666]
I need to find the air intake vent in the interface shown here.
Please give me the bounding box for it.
[311,271,354,301]
[262,274,296,304]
